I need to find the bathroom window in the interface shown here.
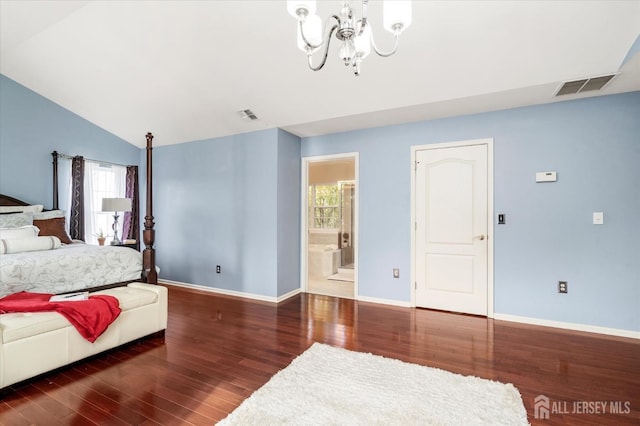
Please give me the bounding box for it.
[308,184,340,229]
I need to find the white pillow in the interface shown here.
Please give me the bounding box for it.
[0,236,61,255]
[0,204,44,213]
[0,226,39,240]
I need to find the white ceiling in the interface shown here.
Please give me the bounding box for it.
[1,1,639,148]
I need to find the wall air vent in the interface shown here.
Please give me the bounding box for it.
[239,109,258,120]
[555,74,616,97]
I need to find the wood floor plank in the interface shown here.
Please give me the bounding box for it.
[1,284,639,425]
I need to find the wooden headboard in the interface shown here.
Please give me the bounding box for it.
[0,194,30,207]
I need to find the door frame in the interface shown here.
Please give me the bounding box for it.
[300,152,359,297]
[410,138,494,317]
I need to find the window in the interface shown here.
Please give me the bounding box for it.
[83,161,126,244]
[308,184,340,229]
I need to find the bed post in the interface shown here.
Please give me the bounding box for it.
[52,151,59,210]
[142,132,157,284]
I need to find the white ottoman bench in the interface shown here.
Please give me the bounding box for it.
[0,282,167,389]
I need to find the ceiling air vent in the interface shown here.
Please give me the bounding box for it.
[555,74,616,96]
[239,109,258,120]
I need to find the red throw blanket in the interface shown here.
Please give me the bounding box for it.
[0,292,121,343]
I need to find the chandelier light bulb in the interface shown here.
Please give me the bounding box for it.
[297,14,323,52]
[354,22,371,59]
[287,0,317,20]
[383,0,412,34]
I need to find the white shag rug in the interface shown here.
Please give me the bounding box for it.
[219,343,529,425]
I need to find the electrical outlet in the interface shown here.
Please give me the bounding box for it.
[558,281,568,293]
[216,265,221,274]
[393,268,400,278]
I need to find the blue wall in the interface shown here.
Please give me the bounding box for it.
[0,75,140,209]
[3,71,638,332]
[302,92,640,332]
[152,128,301,298]
[277,129,302,296]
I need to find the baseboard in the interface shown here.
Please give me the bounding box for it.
[276,288,302,303]
[158,281,637,338]
[159,279,300,304]
[160,279,410,307]
[357,295,411,308]
[494,313,640,339]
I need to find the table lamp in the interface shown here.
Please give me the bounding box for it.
[101,197,132,245]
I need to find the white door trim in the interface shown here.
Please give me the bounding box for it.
[300,152,359,297]
[410,139,494,317]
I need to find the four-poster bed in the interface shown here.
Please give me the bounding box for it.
[0,133,166,390]
[0,133,157,296]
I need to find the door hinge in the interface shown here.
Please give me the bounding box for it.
[414,281,417,290]
[414,160,419,172]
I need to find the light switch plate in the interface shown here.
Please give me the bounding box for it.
[536,171,557,182]
[593,212,604,225]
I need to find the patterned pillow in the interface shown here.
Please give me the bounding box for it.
[33,210,65,220]
[0,212,34,228]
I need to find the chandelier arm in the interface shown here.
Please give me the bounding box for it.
[371,32,400,57]
[307,24,339,71]
[299,15,342,51]
[356,17,368,37]
[357,0,369,36]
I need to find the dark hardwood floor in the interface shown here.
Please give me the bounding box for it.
[1,284,639,425]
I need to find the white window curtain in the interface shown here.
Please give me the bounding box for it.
[83,161,127,244]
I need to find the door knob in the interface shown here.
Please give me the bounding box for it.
[474,234,486,241]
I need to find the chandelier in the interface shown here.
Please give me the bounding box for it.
[287,0,412,76]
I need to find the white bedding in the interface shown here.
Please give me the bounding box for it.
[0,243,142,297]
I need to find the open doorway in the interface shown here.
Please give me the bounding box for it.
[302,154,358,299]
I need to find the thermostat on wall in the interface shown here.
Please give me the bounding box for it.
[535,171,557,182]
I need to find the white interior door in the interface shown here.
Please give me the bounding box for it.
[415,143,488,315]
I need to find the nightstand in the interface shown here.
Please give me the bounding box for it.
[110,243,138,250]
